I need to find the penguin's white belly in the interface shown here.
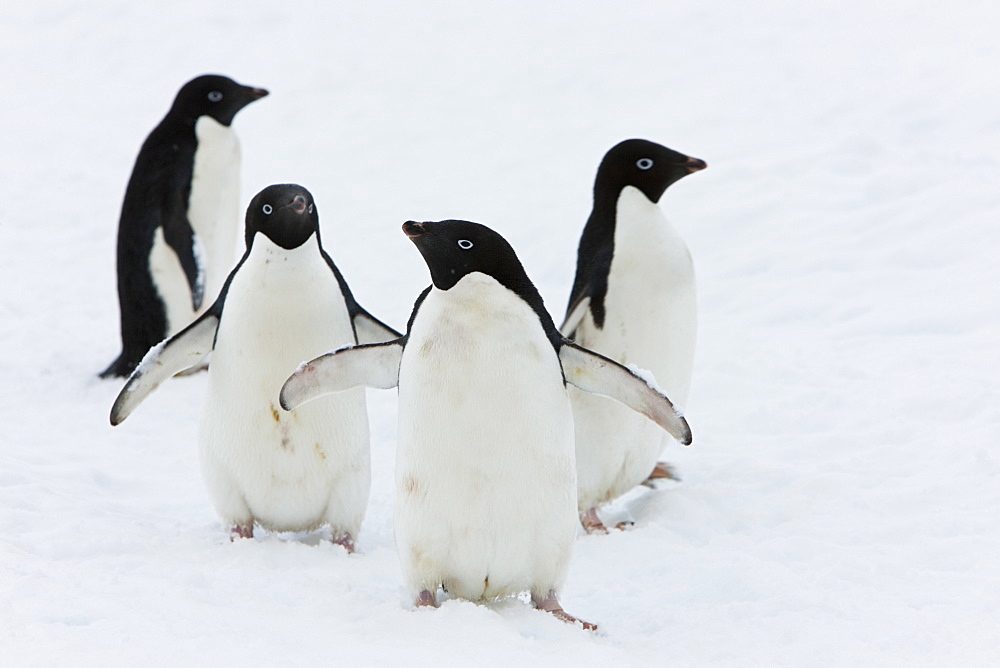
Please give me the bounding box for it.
[189,117,241,313]
[395,275,576,600]
[199,237,370,534]
[572,186,696,509]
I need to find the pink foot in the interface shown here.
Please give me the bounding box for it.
[533,590,597,631]
[580,508,609,534]
[415,590,438,608]
[642,461,680,487]
[331,534,356,554]
[230,523,253,540]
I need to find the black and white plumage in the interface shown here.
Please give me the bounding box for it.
[110,184,400,547]
[562,138,706,533]
[280,219,691,628]
[102,74,269,378]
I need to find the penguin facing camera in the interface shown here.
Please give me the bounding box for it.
[111,184,401,549]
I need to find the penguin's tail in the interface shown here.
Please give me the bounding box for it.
[99,350,139,379]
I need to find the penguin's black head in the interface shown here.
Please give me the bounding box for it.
[245,184,320,250]
[595,139,706,203]
[170,74,269,126]
[403,220,531,292]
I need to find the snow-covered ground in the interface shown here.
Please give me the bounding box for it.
[2,1,999,664]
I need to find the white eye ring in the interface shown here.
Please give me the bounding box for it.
[457,239,473,250]
[637,158,654,170]
[262,204,273,214]
[308,204,314,214]
[208,91,223,102]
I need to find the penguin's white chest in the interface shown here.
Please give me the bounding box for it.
[571,186,697,509]
[190,117,241,306]
[395,275,576,600]
[598,185,696,392]
[199,236,370,533]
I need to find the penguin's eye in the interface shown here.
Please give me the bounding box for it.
[308,204,314,214]
[457,239,474,250]
[637,158,654,170]
[262,204,273,214]
[207,91,224,102]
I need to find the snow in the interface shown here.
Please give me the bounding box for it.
[2,0,999,664]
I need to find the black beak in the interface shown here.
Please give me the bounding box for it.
[403,221,427,239]
[685,156,707,173]
[289,195,308,214]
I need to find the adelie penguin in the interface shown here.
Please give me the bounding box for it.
[101,74,269,378]
[561,138,706,533]
[110,184,401,548]
[280,219,691,629]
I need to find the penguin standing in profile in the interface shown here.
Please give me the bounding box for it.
[280,219,691,628]
[561,139,706,533]
[111,184,400,548]
[102,74,269,378]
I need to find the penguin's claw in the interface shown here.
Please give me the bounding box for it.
[533,590,598,631]
[580,508,609,534]
[641,461,681,487]
[230,523,253,540]
[415,590,438,608]
[331,534,356,554]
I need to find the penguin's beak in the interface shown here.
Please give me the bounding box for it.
[289,194,308,214]
[403,221,427,239]
[247,87,269,101]
[684,157,707,173]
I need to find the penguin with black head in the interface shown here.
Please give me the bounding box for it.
[562,139,706,533]
[111,184,400,548]
[281,219,691,628]
[102,74,269,378]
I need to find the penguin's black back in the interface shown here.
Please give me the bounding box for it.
[101,117,199,378]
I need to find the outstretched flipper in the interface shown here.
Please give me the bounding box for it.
[280,340,404,411]
[559,296,590,340]
[110,313,220,425]
[162,211,206,312]
[352,309,402,345]
[559,342,692,445]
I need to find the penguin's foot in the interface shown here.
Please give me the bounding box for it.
[415,590,438,608]
[580,508,609,534]
[330,533,356,554]
[230,523,253,540]
[614,520,635,531]
[532,590,597,631]
[641,461,681,487]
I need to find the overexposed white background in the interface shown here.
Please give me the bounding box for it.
[1,1,998,664]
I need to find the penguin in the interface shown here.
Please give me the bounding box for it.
[561,138,707,533]
[279,219,691,629]
[110,184,401,548]
[102,74,269,378]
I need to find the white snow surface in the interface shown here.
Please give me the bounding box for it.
[2,1,999,665]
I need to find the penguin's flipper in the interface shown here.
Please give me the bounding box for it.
[162,211,206,312]
[280,341,404,411]
[352,308,403,345]
[560,296,591,339]
[110,313,220,426]
[559,342,692,444]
